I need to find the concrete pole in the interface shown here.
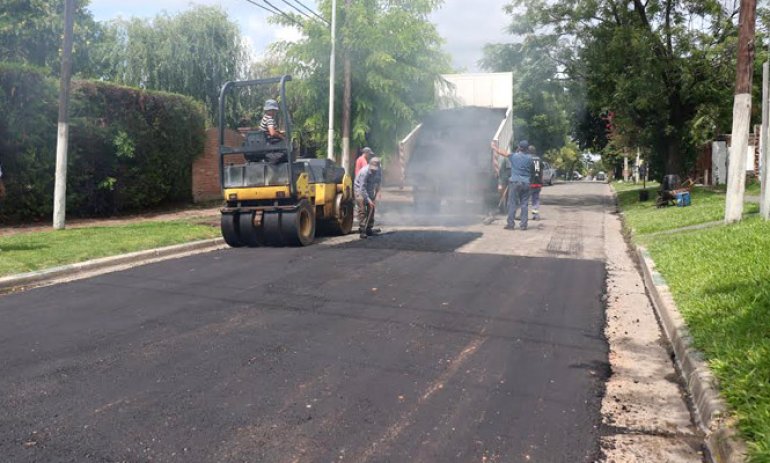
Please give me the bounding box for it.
[53,0,75,230]
[340,0,352,174]
[761,59,770,219]
[635,148,641,183]
[326,0,337,161]
[725,0,756,223]
[623,154,629,182]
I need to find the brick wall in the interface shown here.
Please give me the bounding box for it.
[192,128,244,203]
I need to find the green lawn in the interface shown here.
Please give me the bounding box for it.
[615,178,770,461]
[0,221,220,277]
[614,182,759,236]
[647,218,770,461]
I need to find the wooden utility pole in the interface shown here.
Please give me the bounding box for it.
[341,0,352,174]
[53,0,75,230]
[725,0,757,223]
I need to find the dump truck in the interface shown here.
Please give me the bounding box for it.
[218,76,354,247]
[398,72,514,210]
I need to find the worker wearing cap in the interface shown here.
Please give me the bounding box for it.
[259,99,284,142]
[528,145,543,220]
[491,139,534,230]
[354,157,382,239]
[355,147,374,176]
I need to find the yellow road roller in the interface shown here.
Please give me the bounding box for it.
[218,75,354,247]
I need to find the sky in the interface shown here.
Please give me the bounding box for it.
[86,0,513,72]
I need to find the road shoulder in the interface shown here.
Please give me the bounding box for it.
[601,205,704,461]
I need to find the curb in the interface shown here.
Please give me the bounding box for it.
[636,246,748,463]
[0,238,226,292]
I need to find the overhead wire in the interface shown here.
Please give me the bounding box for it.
[244,0,303,27]
[288,0,329,24]
[278,0,315,21]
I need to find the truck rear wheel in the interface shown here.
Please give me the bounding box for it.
[281,200,315,246]
[238,212,264,247]
[221,213,244,247]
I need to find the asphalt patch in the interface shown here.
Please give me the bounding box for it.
[0,245,608,462]
[336,230,482,252]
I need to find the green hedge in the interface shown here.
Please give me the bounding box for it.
[0,63,206,222]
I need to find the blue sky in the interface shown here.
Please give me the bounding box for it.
[86,0,512,71]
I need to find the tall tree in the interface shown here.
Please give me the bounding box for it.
[0,0,101,76]
[269,0,450,159]
[498,0,762,176]
[96,6,248,122]
[480,40,570,155]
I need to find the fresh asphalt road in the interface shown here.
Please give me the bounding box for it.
[0,183,609,463]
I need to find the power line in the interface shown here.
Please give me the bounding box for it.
[278,0,315,21]
[263,0,305,25]
[289,0,328,24]
[244,0,303,27]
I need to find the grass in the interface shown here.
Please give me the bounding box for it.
[646,218,770,461]
[0,220,220,277]
[613,181,759,236]
[615,178,770,461]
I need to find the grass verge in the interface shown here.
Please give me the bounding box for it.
[614,180,770,461]
[614,181,759,236]
[0,220,220,277]
[646,218,770,461]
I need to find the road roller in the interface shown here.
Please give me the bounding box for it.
[217,75,354,247]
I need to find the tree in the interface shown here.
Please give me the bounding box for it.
[497,0,766,177]
[95,6,248,122]
[0,0,101,76]
[268,0,450,161]
[480,40,570,155]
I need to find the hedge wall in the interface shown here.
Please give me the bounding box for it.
[0,63,206,222]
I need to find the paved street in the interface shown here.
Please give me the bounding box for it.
[0,182,698,462]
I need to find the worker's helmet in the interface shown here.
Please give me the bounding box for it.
[528,145,537,155]
[263,99,279,111]
[369,157,381,171]
[518,140,529,150]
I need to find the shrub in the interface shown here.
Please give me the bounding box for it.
[0,63,206,222]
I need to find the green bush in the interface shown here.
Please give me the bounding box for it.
[0,63,206,222]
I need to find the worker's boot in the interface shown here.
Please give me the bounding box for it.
[366,228,381,236]
[359,229,368,239]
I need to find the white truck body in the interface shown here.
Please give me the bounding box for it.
[398,72,514,186]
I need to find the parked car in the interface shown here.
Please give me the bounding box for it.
[572,171,584,181]
[595,171,607,181]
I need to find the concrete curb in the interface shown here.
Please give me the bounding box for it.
[0,238,226,292]
[636,246,748,463]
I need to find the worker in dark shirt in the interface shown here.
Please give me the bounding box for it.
[491,140,534,230]
[528,145,543,220]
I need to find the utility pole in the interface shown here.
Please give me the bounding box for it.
[341,32,352,173]
[53,0,75,230]
[326,0,337,161]
[761,45,770,220]
[725,0,757,223]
